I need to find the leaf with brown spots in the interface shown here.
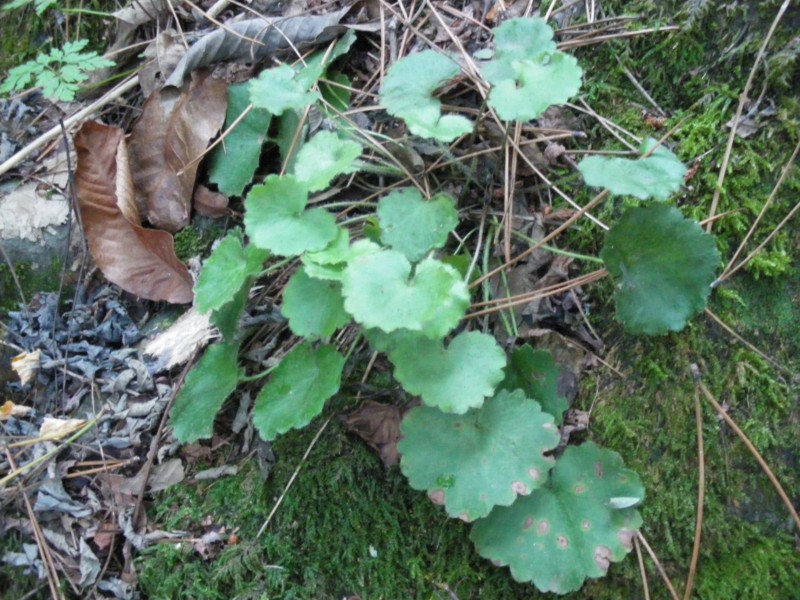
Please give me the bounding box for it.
[398,390,560,521]
[73,121,194,303]
[471,442,644,594]
[128,72,228,232]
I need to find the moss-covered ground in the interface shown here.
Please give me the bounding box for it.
[2,0,799,598]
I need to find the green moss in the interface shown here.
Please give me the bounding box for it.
[0,257,63,314]
[173,224,224,261]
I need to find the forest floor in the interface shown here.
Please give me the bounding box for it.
[1,0,798,599]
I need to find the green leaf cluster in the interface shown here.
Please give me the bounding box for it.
[1,39,115,102]
[164,15,735,594]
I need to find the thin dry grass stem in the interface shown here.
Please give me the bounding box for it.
[695,376,800,532]
[719,136,800,283]
[558,26,680,50]
[424,0,489,97]
[571,99,640,150]
[556,16,640,35]
[633,534,652,600]
[257,416,333,538]
[703,308,795,378]
[0,240,29,309]
[616,58,666,116]
[176,104,254,177]
[166,0,190,50]
[706,0,792,232]
[0,74,140,177]
[469,189,610,290]
[316,96,427,196]
[697,208,742,228]
[685,366,707,600]
[543,0,560,20]
[436,3,492,35]
[206,0,234,19]
[466,269,607,319]
[63,457,138,479]
[130,353,196,527]
[5,450,66,600]
[0,413,105,487]
[719,197,800,283]
[636,531,681,600]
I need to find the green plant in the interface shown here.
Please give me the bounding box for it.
[0,38,114,102]
[170,16,721,595]
[2,0,57,15]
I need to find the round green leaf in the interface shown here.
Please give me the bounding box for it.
[377,188,459,262]
[381,50,473,142]
[398,389,560,521]
[499,345,568,424]
[388,331,506,413]
[341,250,469,338]
[253,343,345,441]
[578,138,687,201]
[471,442,645,594]
[303,237,381,281]
[170,342,242,443]
[292,130,363,192]
[489,17,557,61]
[601,205,720,335]
[282,267,351,339]
[486,53,582,122]
[249,64,320,114]
[195,231,267,314]
[483,18,582,121]
[244,174,338,256]
[209,82,272,197]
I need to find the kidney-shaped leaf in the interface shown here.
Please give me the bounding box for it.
[170,341,242,443]
[341,250,469,338]
[73,121,194,304]
[282,266,351,339]
[483,18,582,121]
[195,230,267,314]
[578,138,687,201]
[471,442,644,594]
[388,331,506,413]
[381,50,473,142]
[209,82,272,197]
[601,205,720,335]
[292,130,363,192]
[377,188,459,262]
[253,343,345,441]
[399,390,559,521]
[250,64,321,115]
[244,174,339,256]
[499,345,567,424]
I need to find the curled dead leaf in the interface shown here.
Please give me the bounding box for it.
[128,72,228,232]
[39,417,87,440]
[193,185,230,218]
[74,121,194,304]
[11,350,41,386]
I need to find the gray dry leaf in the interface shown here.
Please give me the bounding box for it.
[164,7,351,88]
[113,0,169,27]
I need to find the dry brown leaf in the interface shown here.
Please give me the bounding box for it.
[74,121,194,304]
[1,400,34,419]
[193,184,230,218]
[128,72,228,232]
[343,400,419,467]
